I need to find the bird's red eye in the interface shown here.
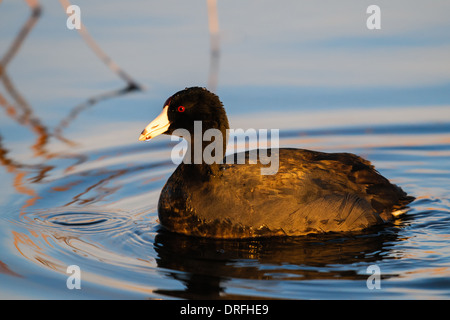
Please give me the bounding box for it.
[177,106,185,112]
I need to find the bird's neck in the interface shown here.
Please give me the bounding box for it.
[182,123,228,179]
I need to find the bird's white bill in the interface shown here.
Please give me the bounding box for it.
[139,105,170,141]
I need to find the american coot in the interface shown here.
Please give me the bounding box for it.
[139,87,414,238]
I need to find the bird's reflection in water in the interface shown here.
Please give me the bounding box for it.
[153,225,404,299]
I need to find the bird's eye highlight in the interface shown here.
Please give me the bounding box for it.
[177,106,185,113]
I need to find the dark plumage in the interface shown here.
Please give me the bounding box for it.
[139,87,414,238]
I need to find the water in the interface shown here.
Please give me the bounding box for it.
[1,1,450,299]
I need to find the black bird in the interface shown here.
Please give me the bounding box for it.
[139,87,414,238]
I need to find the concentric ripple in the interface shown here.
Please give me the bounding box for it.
[20,208,135,236]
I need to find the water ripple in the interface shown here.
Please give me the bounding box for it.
[2,116,450,299]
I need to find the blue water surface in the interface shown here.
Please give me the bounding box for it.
[1,1,450,299]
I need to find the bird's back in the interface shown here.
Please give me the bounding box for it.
[158,148,413,238]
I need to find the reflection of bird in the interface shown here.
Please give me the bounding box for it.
[139,87,415,238]
[153,228,401,299]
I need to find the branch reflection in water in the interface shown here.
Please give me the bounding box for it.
[0,0,142,211]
